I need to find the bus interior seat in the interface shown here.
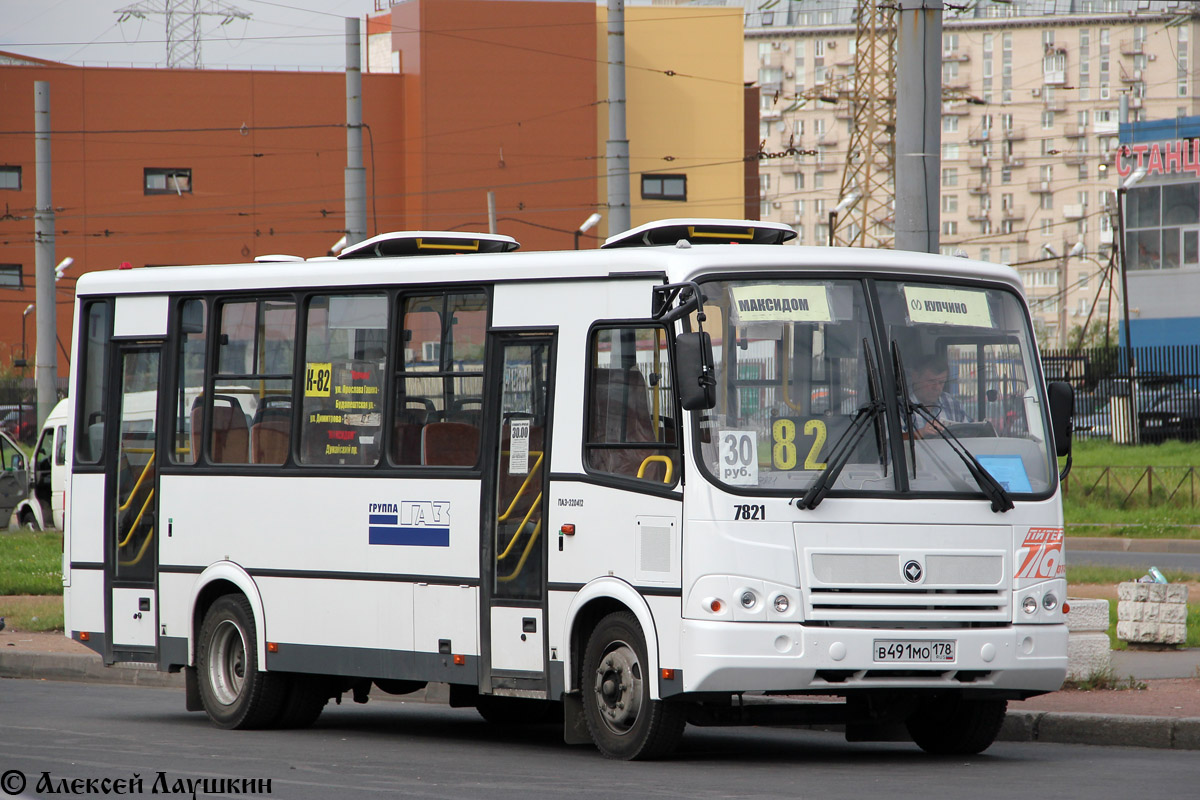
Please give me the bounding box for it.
[421,421,480,467]
[589,368,670,481]
[197,395,249,464]
[251,404,291,465]
[391,398,433,464]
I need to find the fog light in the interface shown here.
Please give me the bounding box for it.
[740,591,756,609]
[773,594,790,613]
[1022,596,1038,614]
[1042,593,1058,611]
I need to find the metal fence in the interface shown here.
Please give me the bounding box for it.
[0,378,68,447]
[1042,345,1200,444]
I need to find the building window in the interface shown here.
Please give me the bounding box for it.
[943,194,958,213]
[145,168,192,195]
[0,264,21,288]
[943,116,959,133]
[0,166,20,191]
[641,174,686,201]
[942,220,958,236]
[942,167,958,187]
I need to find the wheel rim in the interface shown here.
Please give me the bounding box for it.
[592,638,643,736]
[207,619,248,706]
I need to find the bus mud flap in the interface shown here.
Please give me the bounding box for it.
[184,667,203,712]
[562,692,590,745]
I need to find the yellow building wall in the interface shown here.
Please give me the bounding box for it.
[596,5,745,240]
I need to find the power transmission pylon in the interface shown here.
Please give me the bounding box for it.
[831,0,896,248]
[115,0,251,69]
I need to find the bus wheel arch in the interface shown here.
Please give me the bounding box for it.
[189,563,267,669]
[563,579,661,700]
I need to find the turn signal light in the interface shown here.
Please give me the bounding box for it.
[1062,602,1071,614]
[453,654,466,666]
[267,642,279,653]
[661,668,676,680]
[708,598,724,613]
[79,632,90,642]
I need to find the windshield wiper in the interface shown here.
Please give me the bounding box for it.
[893,344,1013,513]
[795,339,885,510]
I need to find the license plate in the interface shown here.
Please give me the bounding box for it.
[873,639,956,663]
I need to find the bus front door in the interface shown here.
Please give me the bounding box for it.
[107,345,162,662]
[484,334,555,697]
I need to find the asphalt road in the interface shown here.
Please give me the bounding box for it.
[2,679,1199,799]
[1066,549,1200,573]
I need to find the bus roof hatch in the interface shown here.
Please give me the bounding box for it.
[601,218,796,249]
[337,230,520,259]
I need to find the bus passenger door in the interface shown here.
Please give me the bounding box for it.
[107,345,162,661]
[484,334,554,697]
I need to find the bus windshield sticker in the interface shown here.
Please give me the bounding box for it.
[730,285,832,324]
[974,454,1032,493]
[368,500,451,547]
[903,286,993,327]
[718,430,759,485]
[509,418,530,475]
[305,362,332,396]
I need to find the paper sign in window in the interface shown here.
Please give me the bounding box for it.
[903,286,992,327]
[509,419,530,475]
[730,285,833,324]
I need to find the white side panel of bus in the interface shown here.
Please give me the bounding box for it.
[257,577,415,651]
[111,588,156,647]
[158,572,195,643]
[69,474,105,563]
[65,568,104,633]
[414,584,479,655]
[113,295,169,338]
[490,606,543,673]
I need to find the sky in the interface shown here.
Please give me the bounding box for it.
[0,0,374,71]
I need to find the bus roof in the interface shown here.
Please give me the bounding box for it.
[74,241,1024,298]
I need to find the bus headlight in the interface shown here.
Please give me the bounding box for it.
[1042,593,1058,612]
[773,594,790,613]
[740,590,757,609]
[1022,596,1038,614]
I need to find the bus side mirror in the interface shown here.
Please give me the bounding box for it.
[1048,381,1073,458]
[675,332,716,411]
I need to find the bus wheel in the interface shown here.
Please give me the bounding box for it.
[906,696,1007,755]
[273,674,329,729]
[581,611,685,760]
[19,510,39,531]
[475,695,561,725]
[196,595,285,729]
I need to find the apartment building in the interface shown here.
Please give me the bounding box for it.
[744,0,1200,346]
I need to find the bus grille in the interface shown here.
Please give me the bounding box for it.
[806,587,1010,623]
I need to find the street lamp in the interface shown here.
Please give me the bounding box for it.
[328,235,348,256]
[1115,165,1147,444]
[575,212,603,249]
[15,304,33,370]
[54,256,73,282]
[828,190,861,247]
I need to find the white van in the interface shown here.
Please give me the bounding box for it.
[10,399,69,531]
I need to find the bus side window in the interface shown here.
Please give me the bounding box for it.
[585,326,678,485]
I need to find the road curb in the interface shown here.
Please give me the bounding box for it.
[1001,709,1200,750]
[4,652,1197,750]
[1067,536,1200,554]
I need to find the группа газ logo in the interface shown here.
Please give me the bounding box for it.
[369,501,451,546]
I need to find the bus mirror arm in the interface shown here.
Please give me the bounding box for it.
[652,281,708,325]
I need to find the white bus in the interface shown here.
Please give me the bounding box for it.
[63,219,1075,759]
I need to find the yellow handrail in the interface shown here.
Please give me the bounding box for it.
[497,493,542,561]
[637,455,674,483]
[118,525,154,567]
[118,453,156,514]
[117,488,155,548]
[496,521,542,583]
[497,451,544,522]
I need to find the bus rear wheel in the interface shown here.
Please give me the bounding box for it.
[906,695,1007,755]
[196,595,285,729]
[581,611,685,760]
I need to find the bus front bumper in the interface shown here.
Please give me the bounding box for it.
[676,619,1068,696]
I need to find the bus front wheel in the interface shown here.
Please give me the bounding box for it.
[581,611,685,760]
[196,595,285,729]
[906,695,1007,755]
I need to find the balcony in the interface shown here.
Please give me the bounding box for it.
[1004,154,1026,168]
[1063,203,1086,220]
[944,77,971,91]
[1120,39,1144,56]
[1003,126,1026,141]
[968,127,991,145]
[1028,179,1053,194]
[1120,66,1144,84]
[1043,98,1067,113]
[835,104,854,120]
[968,207,990,222]
[942,102,972,116]
[1043,70,1067,86]
[1002,204,1026,220]
[1064,153,1088,166]
[1129,96,1144,109]
[968,180,991,195]
[1063,123,1086,138]
[1100,228,1114,246]
[943,49,970,62]
[968,154,992,170]
[815,133,839,148]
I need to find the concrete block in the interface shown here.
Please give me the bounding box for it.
[1036,712,1172,749]
[1172,718,1200,751]
[1118,582,1147,602]
[1066,631,1112,680]
[1065,597,1109,632]
[1166,584,1189,603]
[998,710,1040,742]
[1117,620,1186,644]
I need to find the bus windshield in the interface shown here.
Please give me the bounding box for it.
[694,276,1056,499]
